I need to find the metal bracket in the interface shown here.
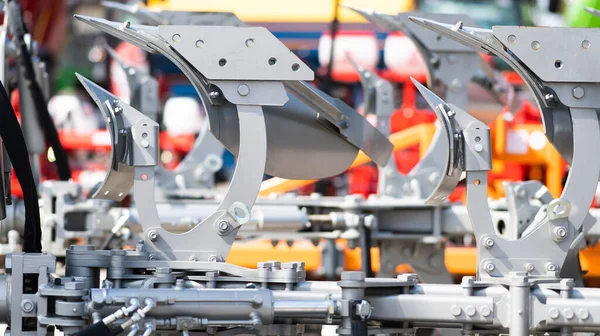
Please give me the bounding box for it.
[74,16,393,181]
[411,17,600,282]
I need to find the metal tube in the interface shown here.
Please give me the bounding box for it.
[91,288,275,324]
[273,300,333,318]
[509,282,530,336]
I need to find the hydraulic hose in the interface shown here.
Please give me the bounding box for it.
[6,0,71,181]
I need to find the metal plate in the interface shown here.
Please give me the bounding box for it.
[77,74,159,201]
[493,26,600,83]
[159,25,314,81]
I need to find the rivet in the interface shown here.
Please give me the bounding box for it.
[195,40,204,48]
[141,139,149,148]
[474,143,483,152]
[148,254,157,260]
[141,174,148,181]
[237,84,250,96]
[573,86,585,99]
[546,263,557,272]
[507,35,516,43]
[189,255,198,262]
[245,38,255,47]
[548,307,560,319]
[563,308,574,320]
[21,300,34,313]
[172,34,181,42]
[465,305,476,317]
[480,306,491,317]
[578,308,590,320]
[450,305,462,316]
[531,41,540,50]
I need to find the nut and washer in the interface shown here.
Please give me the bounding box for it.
[217,221,230,234]
[553,226,567,241]
[148,230,158,242]
[484,262,496,273]
[525,263,535,272]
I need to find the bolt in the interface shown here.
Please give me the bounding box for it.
[465,305,476,317]
[563,308,574,320]
[209,91,220,99]
[578,308,590,320]
[450,305,462,316]
[141,139,149,148]
[148,254,157,260]
[484,262,496,273]
[237,84,250,96]
[544,93,554,102]
[21,299,35,313]
[554,226,567,241]
[189,255,198,262]
[474,143,483,152]
[148,230,158,242]
[208,255,222,262]
[546,263,557,272]
[548,307,560,319]
[480,306,491,317]
[483,237,495,248]
[341,271,366,281]
[525,263,535,272]
[573,86,585,99]
[217,221,230,234]
[355,300,372,319]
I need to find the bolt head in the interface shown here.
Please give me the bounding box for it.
[355,300,372,319]
[341,271,366,281]
[474,143,483,152]
[483,237,495,248]
[450,305,462,316]
[237,84,250,96]
[148,254,157,260]
[578,308,590,320]
[546,263,557,272]
[484,262,496,272]
[548,307,560,319]
[563,308,574,320]
[573,86,585,99]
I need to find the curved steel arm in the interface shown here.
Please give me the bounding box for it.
[408,17,574,164]
[346,7,514,112]
[411,18,600,281]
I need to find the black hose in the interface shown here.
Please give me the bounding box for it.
[7,0,72,181]
[0,82,41,252]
